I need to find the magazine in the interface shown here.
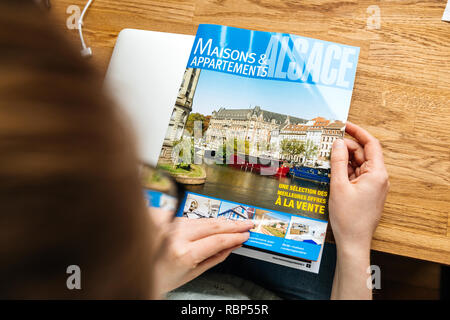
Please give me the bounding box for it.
[153,24,359,271]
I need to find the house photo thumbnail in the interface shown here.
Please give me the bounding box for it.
[252,209,290,238]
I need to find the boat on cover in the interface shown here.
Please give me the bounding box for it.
[289,166,330,183]
[275,163,290,177]
[227,154,287,176]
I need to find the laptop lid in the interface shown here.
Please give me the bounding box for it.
[104,28,194,165]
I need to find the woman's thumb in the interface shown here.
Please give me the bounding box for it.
[330,139,349,186]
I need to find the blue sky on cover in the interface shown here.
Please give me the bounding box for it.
[191,69,353,122]
[219,201,248,213]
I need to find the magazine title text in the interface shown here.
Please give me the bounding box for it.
[188,25,360,90]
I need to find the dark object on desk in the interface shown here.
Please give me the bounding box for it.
[34,0,51,9]
[441,265,449,300]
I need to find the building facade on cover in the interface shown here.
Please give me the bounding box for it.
[279,124,307,143]
[306,117,330,147]
[204,106,306,154]
[276,117,345,166]
[319,120,345,159]
[160,68,201,161]
[203,109,345,166]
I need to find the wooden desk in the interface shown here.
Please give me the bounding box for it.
[51,0,450,265]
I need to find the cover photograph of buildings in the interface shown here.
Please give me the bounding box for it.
[157,67,352,218]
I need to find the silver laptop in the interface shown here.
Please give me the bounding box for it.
[104,29,194,166]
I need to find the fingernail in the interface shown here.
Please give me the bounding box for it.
[333,139,345,148]
[244,220,255,228]
[242,231,250,238]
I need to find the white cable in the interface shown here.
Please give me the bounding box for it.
[78,0,94,57]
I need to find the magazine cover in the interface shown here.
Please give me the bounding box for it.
[156,24,359,266]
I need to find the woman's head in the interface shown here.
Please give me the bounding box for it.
[0,0,154,298]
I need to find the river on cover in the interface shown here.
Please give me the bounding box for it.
[185,164,329,220]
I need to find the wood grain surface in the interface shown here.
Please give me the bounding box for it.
[50,0,450,264]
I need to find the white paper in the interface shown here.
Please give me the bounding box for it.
[443,0,450,21]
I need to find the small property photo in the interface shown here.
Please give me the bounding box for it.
[217,202,256,221]
[285,216,327,245]
[182,193,221,219]
[251,209,290,238]
[289,223,310,235]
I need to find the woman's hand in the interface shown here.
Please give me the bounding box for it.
[329,122,389,252]
[148,210,254,298]
[329,122,389,299]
